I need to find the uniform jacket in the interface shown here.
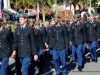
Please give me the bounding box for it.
[84,20,100,42]
[51,24,69,50]
[0,27,14,58]
[34,28,45,49]
[45,26,55,49]
[14,25,37,58]
[70,22,86,45]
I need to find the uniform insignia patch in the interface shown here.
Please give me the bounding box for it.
[72,26,74,29]
[87,24,89,27]
[93,24,96,27]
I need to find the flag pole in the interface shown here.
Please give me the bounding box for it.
[36,0,40,21]
[0,0,3,18]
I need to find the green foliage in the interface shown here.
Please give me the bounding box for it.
[47,0,53,7]
[14,6,18,9]
[11,0,100,9]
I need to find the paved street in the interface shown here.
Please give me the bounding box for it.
[9,49,100,75]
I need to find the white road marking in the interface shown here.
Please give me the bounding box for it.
[85,48,100,57]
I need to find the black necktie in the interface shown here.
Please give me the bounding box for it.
[21,27,24,32]
[90,20,92,23]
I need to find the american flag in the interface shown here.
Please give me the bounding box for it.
[0,0,2,18]
[36,1,40,21]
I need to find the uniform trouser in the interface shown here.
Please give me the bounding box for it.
[19,57,31,75]
[69,45,72,52]
[72,45,76,61]
[53,50,67,75]
[7,65,13,75]
[29,48,44,75]
[67,45,72,55]
[49,49,53,56]
[15,56,21,75]
[38,48,44,68]
[0,57,9,75]
[28,56,36,75]
[88,41,97,59]
[72,44,83,66]
[82,45,85,55]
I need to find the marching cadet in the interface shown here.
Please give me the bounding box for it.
[70,14,86,71]
[34,21,46,74]
[40,22,46,47]
[11,13,38,75]
[28,19,35,28]
[45,19,55,56]
[79,17,87,58]
[39,21,47,61]
[46,15,69,75]
[65,20,72,56]
[95,15,100,49]
[6,25,12,31]
[61,20,66,25]
[0,18,14,75]
[13,22,21,75]
[28,19,37,75]
[6,24,14,75]
[95,15,100,22]
[84,14,100,63]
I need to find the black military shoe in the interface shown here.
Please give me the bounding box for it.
[91,59,95,62]
[56,73,62,75]
[83,54,86,58]
[95,58,98,63]
[82,63,84,69]
[77,66,82,72]
[39,68,43,74]
[70,60,76,63]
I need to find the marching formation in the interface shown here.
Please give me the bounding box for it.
[0,13,100,75]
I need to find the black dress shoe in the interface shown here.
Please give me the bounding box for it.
[77,66,82,72]
[95,58,98,63]
[83,54,86,58]
[70,60,76,63]
[91,59,95,62]
[39,68,43,74]
[82,63,84,69]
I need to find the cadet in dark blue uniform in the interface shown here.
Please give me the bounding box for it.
[70,15,86,71]
[11,13,38,75]
[80,17,87,57]
[28,19,37,75]
[45,19,55,56]
[13,22,21,75]
[50,15,68,75]
[34,21,46,74]
[40,23,47,49]
[28,19,35,28]
[0,18,14,75]
[95,15,100,49]
[84,14,100,63]
[65,20,72,56]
